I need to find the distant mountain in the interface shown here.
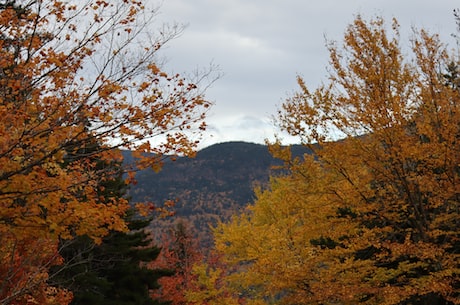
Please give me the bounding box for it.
[123,141,309,245]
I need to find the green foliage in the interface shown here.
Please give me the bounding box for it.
[52,136,172,304]
[52,212,172,305]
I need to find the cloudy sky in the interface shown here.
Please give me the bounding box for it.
[155,0,458,148]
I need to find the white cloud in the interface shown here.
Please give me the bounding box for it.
[198,114,298,149]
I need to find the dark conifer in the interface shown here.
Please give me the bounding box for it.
[50,136,172,305]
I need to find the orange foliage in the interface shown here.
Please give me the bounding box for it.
[0,234,73,305]
[149,221,203,305]
[0,1,213,304]
[149,221,242,305]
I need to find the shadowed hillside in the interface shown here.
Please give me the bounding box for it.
[124,141,308,245]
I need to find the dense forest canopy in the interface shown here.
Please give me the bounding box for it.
[202,15,460,305]
[0,1,459,304]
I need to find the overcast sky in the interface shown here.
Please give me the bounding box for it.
[154,0,458,148]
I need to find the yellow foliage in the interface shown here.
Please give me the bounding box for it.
[214,15,459,305]
[185,263,241,305]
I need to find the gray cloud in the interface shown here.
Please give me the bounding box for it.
[156,0,457,148]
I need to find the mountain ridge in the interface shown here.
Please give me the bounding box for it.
[123,141,309,244]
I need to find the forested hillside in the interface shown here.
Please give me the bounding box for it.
[124,141,307,244]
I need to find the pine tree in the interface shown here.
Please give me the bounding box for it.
[53,208,173,305]
[50,135,172,304]
[76,214,172,305]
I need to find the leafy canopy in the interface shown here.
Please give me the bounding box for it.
[214,15,459,305]
[0,0,213,304]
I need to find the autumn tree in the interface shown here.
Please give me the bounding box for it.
[0,0,213,304]
[213,158,341,304]
[214,16,459,305]
[185,260,243,305]
[50,140,171,305]
[184,242,251,305]
[150,220,203,305]
[150,221,241,305]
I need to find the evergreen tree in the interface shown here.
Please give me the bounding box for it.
[52,208,173,305]
[50,135,172,304]
[61,213,172,305]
